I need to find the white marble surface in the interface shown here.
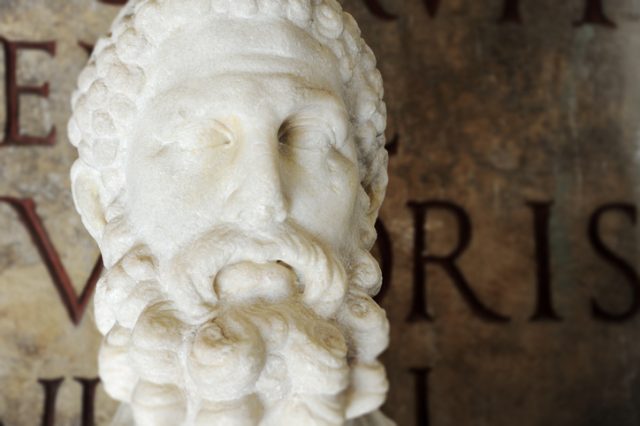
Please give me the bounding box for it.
[69,1,390,424]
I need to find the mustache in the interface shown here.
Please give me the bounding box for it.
[161,220,349,321]
[96,218,381,337]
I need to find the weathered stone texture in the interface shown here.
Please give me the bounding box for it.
[345,1,640,425]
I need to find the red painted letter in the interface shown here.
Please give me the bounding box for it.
[75,377,101,426]
[0,197,102,325]
[39,378,64,426]
[77,41,94,56]
[0,39,56,146]
[39,378,100,426]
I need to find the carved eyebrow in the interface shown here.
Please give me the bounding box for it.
[295,93,350,143]
[296,87,347,111]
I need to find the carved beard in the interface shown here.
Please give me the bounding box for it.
[95,222,389,426]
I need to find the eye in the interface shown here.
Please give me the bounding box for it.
[278,118,333,152]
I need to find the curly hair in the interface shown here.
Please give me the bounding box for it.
[69,0,388,260]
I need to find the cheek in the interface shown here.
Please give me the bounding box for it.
[132,139,237,202]
[283,149,360,250]
[327,150,360,196]
[126,139,237,252]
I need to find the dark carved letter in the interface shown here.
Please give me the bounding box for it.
[39,378,64,426]
[74,378,101,426]
[575,0,616,27]
[410,368,431,426]
[528,201,562,321]
[422,0,440,17]
[0,198,103,324]
[0,39,56,146]
[78,41,94,56]
[407,201,509,323]
[39,378,100,426]
[499,0,522,23]
[589,203,640,321]
[362,0,398,21]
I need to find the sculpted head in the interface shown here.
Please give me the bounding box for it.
[69,0,390,424]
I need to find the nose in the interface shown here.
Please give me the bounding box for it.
[228,130,287,226]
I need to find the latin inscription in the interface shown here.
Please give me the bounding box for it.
[406,201,511,323]
[588,204,640,321]
[39,378,100,426]
[0,197,103,325]
[3,195,637,328]
[357,0,613,26]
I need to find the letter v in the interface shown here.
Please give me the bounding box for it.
[1,197,103,325]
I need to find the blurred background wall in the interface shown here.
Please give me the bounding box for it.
[0,1,639,425]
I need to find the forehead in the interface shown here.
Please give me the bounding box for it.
[143,73,348,126]
[142,16,345,101]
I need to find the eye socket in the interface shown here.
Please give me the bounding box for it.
[278,118,333,152]
[156,120,234,152]
[199,120,234,148]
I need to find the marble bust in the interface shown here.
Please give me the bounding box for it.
[68,0,391,424]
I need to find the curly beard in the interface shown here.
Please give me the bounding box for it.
[95,221,390,425]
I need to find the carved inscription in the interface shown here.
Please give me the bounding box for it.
[75,378,101,426]
[406,201,510,323]
[0,198,103,325]
[77,41,94,56]
[575,0,616,27]
[0,39,56,146]
[360,0,615,26]
[81,0,606,24]
[38,378,100,426]
[528,201,562,322]
[362,0,398,21]
[423,0,440,17]
[4,196,636,328]
[589,203,640,321]
[410,368,432,426]
[499,0,522,23]
[39,378,64,426]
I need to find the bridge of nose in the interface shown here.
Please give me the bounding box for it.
[228,122,288,224]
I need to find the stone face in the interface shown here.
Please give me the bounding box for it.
[0,0,640,426]
[68,1,391,425]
